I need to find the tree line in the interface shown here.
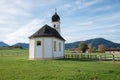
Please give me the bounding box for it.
[79,42,105,53]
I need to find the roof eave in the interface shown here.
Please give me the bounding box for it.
[29,36,65,41]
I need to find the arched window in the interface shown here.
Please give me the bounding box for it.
[54,41,56,51]
[59,42,61,52]
[37,41,41,46]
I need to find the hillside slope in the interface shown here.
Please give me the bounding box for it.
[65,38,120,49]
[0,41,9,47]
[12,43,29,49]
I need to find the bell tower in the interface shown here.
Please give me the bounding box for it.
[52,9,61,34]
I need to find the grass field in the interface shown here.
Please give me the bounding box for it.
[0,49,120,80]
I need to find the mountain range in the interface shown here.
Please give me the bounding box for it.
[0,42,28,49]
[65,38,120,49]
[12,43,29,49]
[0,38,120,49]
[0,41,9,47]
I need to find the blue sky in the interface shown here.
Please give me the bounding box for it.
[0,0,120,45]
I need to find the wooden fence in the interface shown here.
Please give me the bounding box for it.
[64,54,120,61]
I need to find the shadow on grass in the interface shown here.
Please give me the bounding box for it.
[56,58,99,62]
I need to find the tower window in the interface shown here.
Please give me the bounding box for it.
[54,24,56,28]
[37,41,41,46]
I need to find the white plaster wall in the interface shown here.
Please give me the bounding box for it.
[29,37,64,60]
[53,39,64,58]
[44,38,52,58]
[29,39,35,59]
[52,22,60,34]
[60,41,64,57]
[61,41,64,57]
[35,38,42,59]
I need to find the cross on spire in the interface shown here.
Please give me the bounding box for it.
[55,8,57,13]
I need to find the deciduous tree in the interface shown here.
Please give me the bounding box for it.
[98,44,105,53]
[79,42,88,53]
[88,43,92,53]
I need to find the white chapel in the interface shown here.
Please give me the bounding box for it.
[29,10,65,60]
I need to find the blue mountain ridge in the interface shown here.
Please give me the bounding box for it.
[0,38,120,49]
[0,41,9,47]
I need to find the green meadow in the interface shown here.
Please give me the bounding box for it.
[0,49,120,80]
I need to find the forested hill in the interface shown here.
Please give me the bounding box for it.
[65,38,120,49]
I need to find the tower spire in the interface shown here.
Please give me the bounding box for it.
[52,8,61,34]
[55,8,57,13]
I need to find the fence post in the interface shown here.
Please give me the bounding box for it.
[95,55,98,60]
[105,55,106,61]
[112,55,115,62]
[87,55,89,59]
[99,55,101,61]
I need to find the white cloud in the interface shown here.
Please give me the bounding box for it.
[4,19,45,45]
[64,33,98,43]
[0,0,31,16]
[76,21,94,26]
[0,19,18,24]
[0,27,15,41]
[92,12,120,23]
[91,5,112,13]
[77,0,98,10]
[0,0,32,26]
[59,0,99,11]
[106,30,116,33]
[0,0,119,45]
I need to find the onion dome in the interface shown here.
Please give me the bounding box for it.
[52,12,60,22]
